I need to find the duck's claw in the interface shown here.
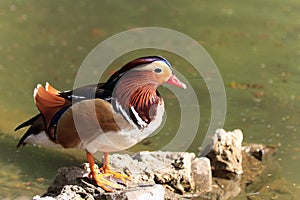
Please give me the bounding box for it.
[99,167,130,185]
[86,151,130,192]
[89,171,125,192]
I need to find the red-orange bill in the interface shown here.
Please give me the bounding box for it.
[167,74,186,89]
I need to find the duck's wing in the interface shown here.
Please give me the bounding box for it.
[15,83,113,148]
[58,83,113,102]
[56,98,134,151]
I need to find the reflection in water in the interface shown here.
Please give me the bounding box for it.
[0,133,83,198]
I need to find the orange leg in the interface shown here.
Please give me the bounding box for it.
[99,152,129,183]
[86,151,129,192]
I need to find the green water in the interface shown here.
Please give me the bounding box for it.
[0,0,300,198]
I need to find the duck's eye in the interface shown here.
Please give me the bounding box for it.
[154,68,162,73]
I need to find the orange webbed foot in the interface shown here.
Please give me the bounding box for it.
[88,169,126,192]
[86,151,130,192]
[99,165,130,185]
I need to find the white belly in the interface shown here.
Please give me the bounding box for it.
[24,131,63,149]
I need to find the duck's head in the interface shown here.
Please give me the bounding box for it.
[105,56,186,90]
[131,57,186,89]
[109,56,186,126]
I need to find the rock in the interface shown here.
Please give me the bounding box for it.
[206,143,278,200]
[47,166,89,196]
[103,184,164,200]
[191,157,212,193]
[32,129,280,200]
[56,185,94,200]
[33,195,56,200]
[37,184,164,200]
[109,151,196,193]
[38,151,206,199]
[206,129,243,179]
[242,144,276,161]
[209,176,242,200]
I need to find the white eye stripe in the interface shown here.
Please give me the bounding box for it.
[134,61,170,71]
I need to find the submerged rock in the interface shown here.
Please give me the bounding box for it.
[242,143,276,161]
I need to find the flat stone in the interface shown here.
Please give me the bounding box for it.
[33,196,56,200]
[100,184,164,200]
[110,151,196,193]
[36,184,164,200]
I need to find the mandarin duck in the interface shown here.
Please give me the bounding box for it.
[15,56,186,191]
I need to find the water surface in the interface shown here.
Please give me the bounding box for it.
[0,0,300,198]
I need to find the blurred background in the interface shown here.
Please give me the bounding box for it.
[0,0,300,198]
